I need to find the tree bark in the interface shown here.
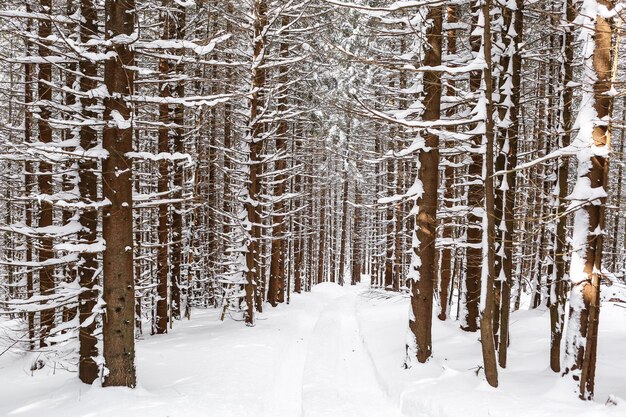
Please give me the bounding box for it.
[37,0,54,348]
[479,0,498,388]
[155,0,173,335]
[244,0,268,325]
[23,4,35,351]
[462,2,484,333]
[496,0,522,369]
[102,0,137,387]
[268,15,290,305]
[77,0,100,384]
[407,4,442,365]
[438,4,458,321]
[549,0,574,373]
[563,0,614,400]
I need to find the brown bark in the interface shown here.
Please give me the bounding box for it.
[61,0,79,328]
[37,0,54,348]
[496,0,522,369]
[338,169,349,286]
[351,177,362,286]
[462,3,484,333]
[479,0,498,388]
[438,5,458,321]
[24,4,35,351]
[563,0,614,400]
[268,16,290,305]
[293,168,302,293]
[102,0,137,387]
[407,4,442,364]
[306,173,315,291]
[155,0,173,335]
[222,1,234,239]
[171,4,186,321]
[244,0,268,325]
[611,103,625,268]
[77,0,100,384]
[384,124,395,290]
[317,187,327,284]
[549,0,574,373]
[394,162,404,291]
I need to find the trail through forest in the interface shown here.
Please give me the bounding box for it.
[2,280,625,417]
[301,292,405,417]
[0,282,408,417]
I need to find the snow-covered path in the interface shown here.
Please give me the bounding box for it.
[2,281,625,417]
[301,293,405,417]
[0,283,405,417]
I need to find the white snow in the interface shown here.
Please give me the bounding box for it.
[0,281,624,417]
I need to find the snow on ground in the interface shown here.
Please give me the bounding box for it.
[0,281,624,417]
[356,287,626,417]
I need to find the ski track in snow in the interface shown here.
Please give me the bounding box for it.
[2,281,625,417]
[301,293,406,417]
[0,283,406,417]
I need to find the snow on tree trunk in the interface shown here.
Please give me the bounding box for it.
[406,4,442,366]
[77,0,100,384]
[563,0,615,401]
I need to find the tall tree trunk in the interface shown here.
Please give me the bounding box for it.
[479,0,498,388]
[611,102,626,269]
[61,0,79,328]
[385,124,395,290]
[317,187,327,284]
[406,4,442,365]
[24,4,35,351]
[496,0,522,369]
[462,2,484,333]
[243,0,268,325]
[438,4,458,321]
[77,0,100,384]
[102,0,137,387]
[37,0,54,348]
[293,171,302,293]
[563,0,614,400]
[338,169,349,286]
[170,4,186,321]
[268,15,290,305]
[351,181,362,286]
[549,0,574,373]
[155,0,173,335]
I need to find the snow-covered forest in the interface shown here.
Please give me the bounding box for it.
[0,0,625,415]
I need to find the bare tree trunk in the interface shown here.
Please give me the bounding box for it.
[479,0,498,388]
[496,0,522,369]
[37,0,54,348]
[406,4,442,365]
[102,0,137,387]
[77,0,100,384]
[317,187,327,284]
[385,124,395,290]
[338,170,349,286]
[155,0,173,335]
[171,4,186,321]
[351,181,362,286]
[438,4,458,321]
[462,3,484,334]
[268,15,290,305]
[23,5,35,351]
[611,102,626,269]
[549,3,575,373]
[293,170,303,293]
[244,0,268,325]
[563,0,614,400]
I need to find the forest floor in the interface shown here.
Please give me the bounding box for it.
[1,280,625,417]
